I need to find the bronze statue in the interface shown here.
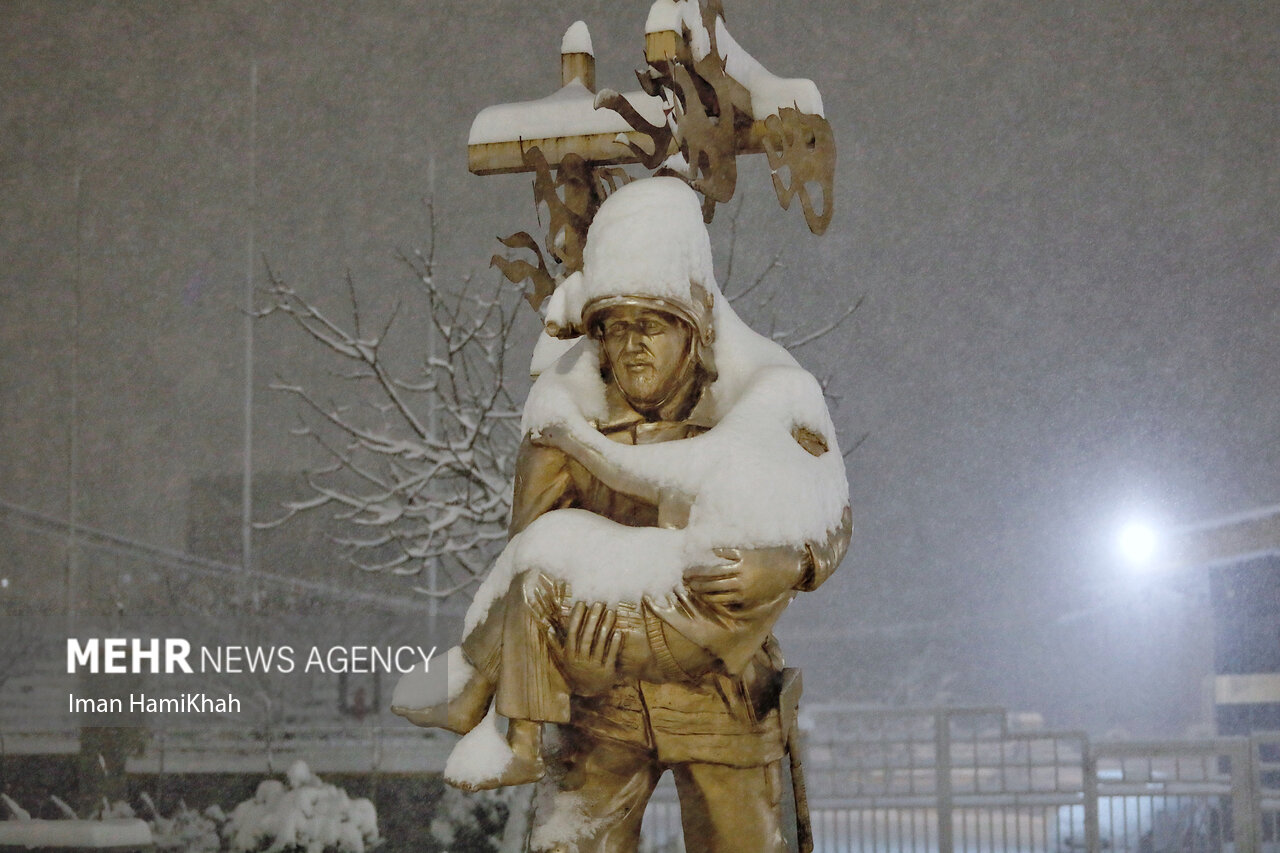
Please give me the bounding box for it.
[395,178,850,852]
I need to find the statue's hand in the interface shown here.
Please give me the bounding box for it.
[531,421,574,450]
[683,546,807,612]
[555,601,624,696]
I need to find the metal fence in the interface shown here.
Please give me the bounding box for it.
[639,706,1280,853]
[4,708,1276,852]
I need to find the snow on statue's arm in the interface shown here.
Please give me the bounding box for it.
[527,361,849,550]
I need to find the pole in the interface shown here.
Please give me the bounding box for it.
[242,60,258,575]
[1083,744,1099,853]
[426,155,438,635]
[67,165,82,636]
[1231,738,1261,853]
[935,710,954,853]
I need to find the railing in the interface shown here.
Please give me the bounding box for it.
[1087,739,1245,853]
[4,712,1276,853]
[1256,732,1280,851]
[639,706,1280,853]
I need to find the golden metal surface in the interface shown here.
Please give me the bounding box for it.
[453,7,847,836]
[397,305,849,851]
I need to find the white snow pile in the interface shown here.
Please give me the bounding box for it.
[645,0,824,117]
[223,761,380,853]
[561,20,593,56]
[468,81,665,147]
[140,793,223,853]
[94,799,139,820]
[0,795,153,851]
[443,706,517,789]
[461,509,688,636]
[1,793,221,853]
[479,509,687,622]
[428,786,512,851]
[0,819,153,850]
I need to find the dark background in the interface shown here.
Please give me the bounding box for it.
[2,0,1277,739]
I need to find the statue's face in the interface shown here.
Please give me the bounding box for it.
[597,305,694,409]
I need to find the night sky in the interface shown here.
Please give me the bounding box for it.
[2,0,1277,737]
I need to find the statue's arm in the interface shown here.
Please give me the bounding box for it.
[683,546,805,611]
[796,505,852,592]
[661,545,807,677]
[509,437,577,535]
[660,512,849,677]
[531,421,667,505]
[682,505,851,609]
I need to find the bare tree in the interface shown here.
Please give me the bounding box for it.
[258,201,528,601]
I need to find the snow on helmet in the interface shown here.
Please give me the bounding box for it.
[543,177,716,346]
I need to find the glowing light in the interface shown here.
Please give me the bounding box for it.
[1117,521,1159,566]
[0,577,8,588]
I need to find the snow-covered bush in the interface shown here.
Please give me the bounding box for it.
[428,786,508,853]
[223,761,380,853]
[91,799,137,820]
[140,793,223,853]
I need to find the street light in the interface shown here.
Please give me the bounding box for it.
[1116,520,1160,568]
[1116,502,1280,736]
[1116,503,1280,573]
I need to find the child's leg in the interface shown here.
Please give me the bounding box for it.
[391,659,494,735]
[495,570,575,723]
[391,587,511,734]
[393,569,579,736]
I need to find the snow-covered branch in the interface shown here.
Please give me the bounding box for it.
[259,236,528,601]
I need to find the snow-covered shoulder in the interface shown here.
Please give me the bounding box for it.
[522,297,847,553]
[682,364,847,549]
[520,334,611,437]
